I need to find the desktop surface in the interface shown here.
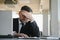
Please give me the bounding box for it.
[0,38,45,40]
[0,37,59,40]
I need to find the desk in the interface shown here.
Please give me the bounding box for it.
[0,37,59,40]
[0,38,45,40]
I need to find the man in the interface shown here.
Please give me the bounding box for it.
[13,6,40,37]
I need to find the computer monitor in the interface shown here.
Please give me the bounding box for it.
[0,10,13,35]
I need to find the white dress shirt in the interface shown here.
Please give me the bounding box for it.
[18,19,22,33]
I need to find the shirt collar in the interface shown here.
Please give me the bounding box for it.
[18,19,26,25]
[18,19,21,24]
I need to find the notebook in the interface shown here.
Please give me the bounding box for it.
[0,10,13,35]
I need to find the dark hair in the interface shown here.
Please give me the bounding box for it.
[21,6,33,12]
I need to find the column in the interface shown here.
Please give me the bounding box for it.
[50,0,58,36]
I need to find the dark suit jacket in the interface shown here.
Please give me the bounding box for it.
[13,18,40,37]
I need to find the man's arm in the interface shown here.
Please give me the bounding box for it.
[27,21,40,37]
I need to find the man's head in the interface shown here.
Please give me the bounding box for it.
[19,6,33,22]
[21,6,32,12]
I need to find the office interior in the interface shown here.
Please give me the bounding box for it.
[0,0,60,39]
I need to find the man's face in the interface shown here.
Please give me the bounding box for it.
[19,10,30,22]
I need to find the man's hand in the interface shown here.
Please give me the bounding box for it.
[21,11,34,22]
[14,33,29,38]
[18,33,29,38]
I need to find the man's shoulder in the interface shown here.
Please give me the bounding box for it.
[13,18,19,20]
[13,18,19,22]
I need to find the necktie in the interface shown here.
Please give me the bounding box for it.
[19,22,24,33]
[19,23,22,33]
[21,22,24,27]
